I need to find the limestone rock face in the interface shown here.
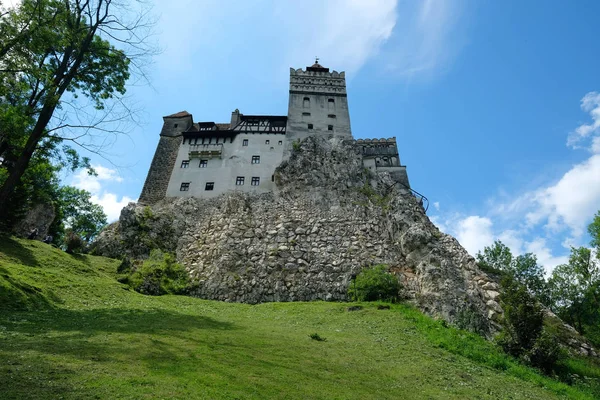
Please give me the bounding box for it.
[94,136,502,334]
[14,202,55,239]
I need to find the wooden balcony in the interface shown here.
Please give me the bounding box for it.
[189,144,223,159]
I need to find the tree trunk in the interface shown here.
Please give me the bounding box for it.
[0,103,56,222]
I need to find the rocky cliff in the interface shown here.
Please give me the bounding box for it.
[95,136,503,335]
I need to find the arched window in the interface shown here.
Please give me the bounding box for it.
[303,97,310,108]
[328,98,335,110]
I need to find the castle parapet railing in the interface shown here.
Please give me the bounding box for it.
[361,147,398,156]
[189,144,223,159]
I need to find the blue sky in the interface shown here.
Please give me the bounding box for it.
[59,0,600,273]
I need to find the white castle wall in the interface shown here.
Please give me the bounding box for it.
[166,132,286,198]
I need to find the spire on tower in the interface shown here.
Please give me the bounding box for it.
[307,57,329,72]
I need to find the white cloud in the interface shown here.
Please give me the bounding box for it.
[378,0,465,78]
[567,91,600,150]
[91,193,135,223]
[433,201,440,210]
[525,154,600,237]
[432,91,600,274]
[154,0,462,81]
[455,216,493,256]
[71,165,135,222]
[525,238,569,275]
[155,0,398,77]
[278,0,398,76]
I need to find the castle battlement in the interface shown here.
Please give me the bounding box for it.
[138,61,410,204]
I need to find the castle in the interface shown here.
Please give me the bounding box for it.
[139,60,410,203]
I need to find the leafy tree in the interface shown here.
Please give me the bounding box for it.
[476,240,512,274]
[497,276,563,374]
[589,211,600,253]
[548,246,600,342]
[57,186,107,242]
[0,0,154,222]
[477,241,549,303]
[512,253,550,306]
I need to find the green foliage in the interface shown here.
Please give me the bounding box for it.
[348,265,402,302]
[121,250,190,296]
[64,229,84,254]
[57,186,107,242]
[476,240,512,275]
[498,276,564,374]
[453,303,490,336]
[1,237,600,399]
[292,140,301,152]
[548,246,600,343]
[498,276,544,355]
[477,241,549,304]
[356,181,391,209]
[589,211,600,253]
[0,0,143,217]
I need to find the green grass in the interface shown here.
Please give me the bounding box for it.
[1,236,599,399]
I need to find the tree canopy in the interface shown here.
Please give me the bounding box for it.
[0,0,153,223]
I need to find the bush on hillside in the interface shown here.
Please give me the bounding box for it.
[348,265,402,302]
[121,250,190,296]
[497,276,564,374]
[65,230,84,254]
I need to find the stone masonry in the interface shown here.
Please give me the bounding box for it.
[138,112,192,204]
[96,136,503,336]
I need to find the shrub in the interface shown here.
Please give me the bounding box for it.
[498,276,564,374]
[528,329,564,375]
[124,250,190,296]
[348,265,402,302]
[64,230,84,254]
[454,303,490,336]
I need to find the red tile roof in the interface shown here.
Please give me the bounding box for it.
[164,111,191,118]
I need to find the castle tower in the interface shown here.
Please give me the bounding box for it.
[138,111,193,204]
[286,60,352,144]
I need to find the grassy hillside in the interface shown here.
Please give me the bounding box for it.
[0,237,598,399]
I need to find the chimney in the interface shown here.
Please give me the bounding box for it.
[230,109,241,128]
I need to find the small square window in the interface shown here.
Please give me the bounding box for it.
[265,139,270,145]
[205,182,214,191]
[236,176,245,186]
[181,160,189,168]
[278,140,283,145]
[174,124,178,128]
[308,124,313,130]
[243,139,248,146]
[199,160,208,168]
[251,155,260,164]
[302,112,311,116]
[180,182,190,191]
[251,177,260,186]
[328,114,336,118]
[328,125,333,131]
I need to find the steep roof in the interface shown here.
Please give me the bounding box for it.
[164,111,191,118]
